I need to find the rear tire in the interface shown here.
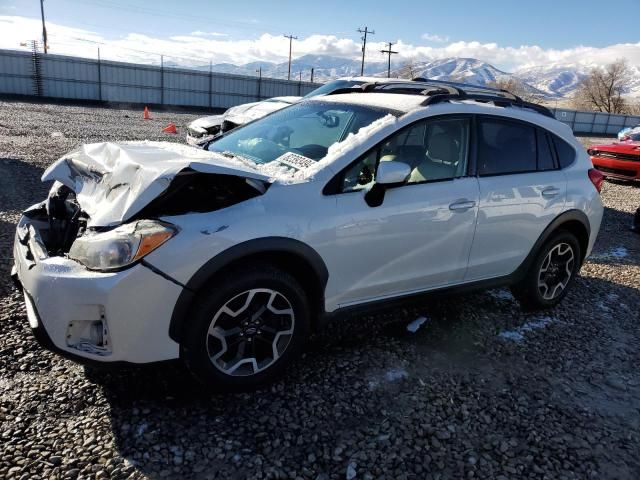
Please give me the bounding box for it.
[181,265,310,391]
[511,231,581,311]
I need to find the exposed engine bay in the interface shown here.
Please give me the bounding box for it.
[23,171,266,258]
[136,170,266,218]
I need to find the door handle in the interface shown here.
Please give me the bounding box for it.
[449,200,476,212]
[541,186,560,198]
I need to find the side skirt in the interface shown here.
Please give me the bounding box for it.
[318,272,520,328]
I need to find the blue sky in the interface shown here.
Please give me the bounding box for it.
[1,0,639,71]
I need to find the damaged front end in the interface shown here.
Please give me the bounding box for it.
[16,142,272,267]
[12,142,272,359]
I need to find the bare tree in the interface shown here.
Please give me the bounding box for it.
[487,77,540,103]
[397,59,418,79]
[572,59,631,113]
[626,102,640,116]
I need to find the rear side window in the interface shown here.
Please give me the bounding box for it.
[552,136,576,168]
[536,130,556,171]
[477,119,536,175]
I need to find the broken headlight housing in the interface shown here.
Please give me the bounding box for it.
[68,220,177,271]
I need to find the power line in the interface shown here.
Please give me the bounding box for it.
[357,26,374,76]
[284,34,298,80]
[380,41,398,78]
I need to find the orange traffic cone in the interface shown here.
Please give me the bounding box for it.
[162,123,177,134]
[143,106,150,120]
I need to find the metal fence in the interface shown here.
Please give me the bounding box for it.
[0,48,320,109]
[1,48,640,135]
[550,108,640,136]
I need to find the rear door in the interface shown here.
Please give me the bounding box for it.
[465,116,567,281]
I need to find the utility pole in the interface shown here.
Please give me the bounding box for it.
[310,67,314,83]
[380,42,398,78]
[357,26,374,76]
[39,0,48,53]
[284,34,297,80]
[256,66,262,100]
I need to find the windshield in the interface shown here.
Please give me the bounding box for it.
[208,101,395,165]
[303,80,364,98]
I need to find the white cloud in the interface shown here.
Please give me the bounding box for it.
[190,31,228,38]
[421,33,449,43]
[0,15,638,73]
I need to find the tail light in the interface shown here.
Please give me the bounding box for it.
[588,168,604,193]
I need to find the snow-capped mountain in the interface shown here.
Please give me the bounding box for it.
[204,54,390,81]
[201,55,640,99]
[395,57,511,85]
[515,65,589,97]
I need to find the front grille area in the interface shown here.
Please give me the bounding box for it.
[596,166,638,178]
[592,151,640,162]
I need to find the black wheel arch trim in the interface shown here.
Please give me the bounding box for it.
[512,208,590,280]
[168,237,329,342]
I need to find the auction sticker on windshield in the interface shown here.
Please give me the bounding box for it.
[275,152,315,170]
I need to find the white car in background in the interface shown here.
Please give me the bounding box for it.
[185,77,410,146]
[12,80,603,390]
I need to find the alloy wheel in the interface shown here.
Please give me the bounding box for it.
[206,288,295,376]
[537,242,575,300]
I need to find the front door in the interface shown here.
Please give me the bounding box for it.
[319,116,481,309]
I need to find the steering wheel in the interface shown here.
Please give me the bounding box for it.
[290,144,329,160]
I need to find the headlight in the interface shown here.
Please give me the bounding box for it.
[68,220,177,271]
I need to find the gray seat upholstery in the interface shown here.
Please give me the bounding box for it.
[410,133,458,182]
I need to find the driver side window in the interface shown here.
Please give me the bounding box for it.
[339,116,470,193]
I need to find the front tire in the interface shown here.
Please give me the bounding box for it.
[511,231,581,311]
[181,265,310,391]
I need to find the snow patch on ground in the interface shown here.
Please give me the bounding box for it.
[136,422,149,437]
[498,316,558,343]
[346,461,357,480]
[368,367,409,390]
[488,288,514,301]
[591,246,628,260]
[406,316,428,333]
[597,302,612,314]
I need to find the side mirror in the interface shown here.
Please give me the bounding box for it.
[364,160,411,207]
[376,160,411,185]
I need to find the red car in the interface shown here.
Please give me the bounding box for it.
[588,130,640,181]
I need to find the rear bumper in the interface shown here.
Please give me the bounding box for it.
[591,156,640,180]
[12,216,183,364]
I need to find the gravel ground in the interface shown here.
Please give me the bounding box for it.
[0,100,639,480]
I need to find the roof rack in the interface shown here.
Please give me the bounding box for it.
[326,80,459,96]
[412,77,508,94]
[421,92,554,118]
[325,78,555,119]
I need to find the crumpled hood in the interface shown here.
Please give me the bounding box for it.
[42,141,271,227]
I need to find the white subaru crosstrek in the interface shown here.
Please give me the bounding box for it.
[12,81,604,390]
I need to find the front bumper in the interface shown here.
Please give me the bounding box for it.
[591,156,640,181]
[12,216,183,364]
